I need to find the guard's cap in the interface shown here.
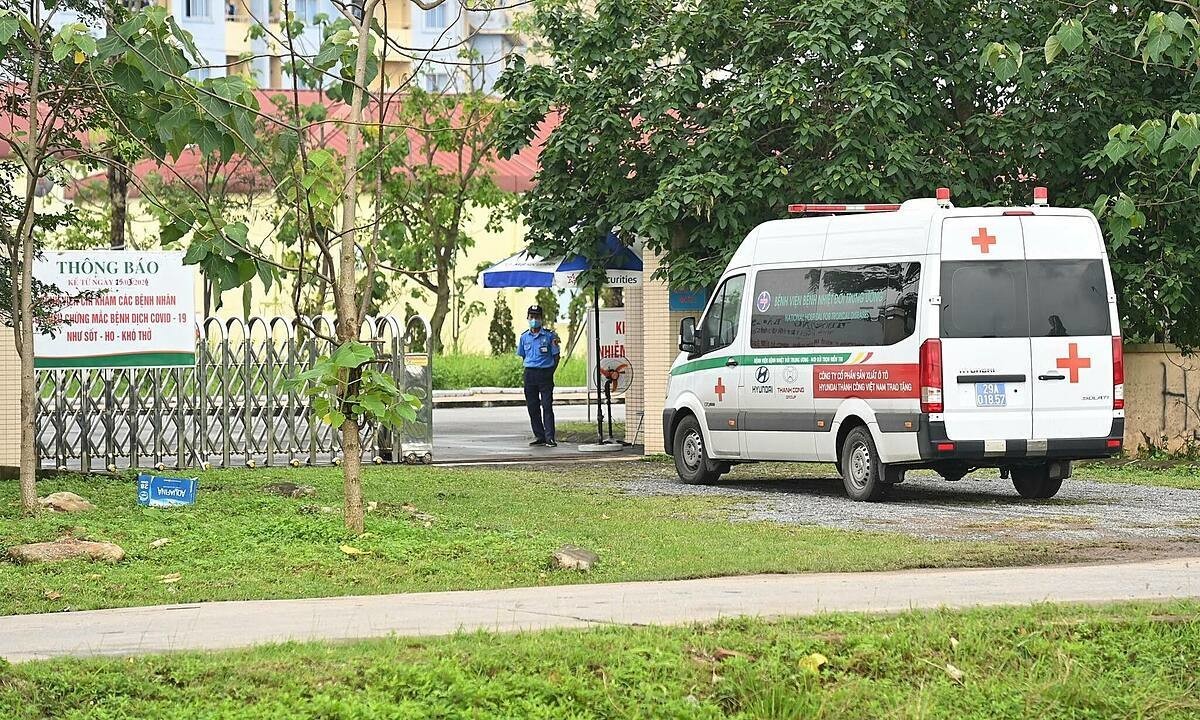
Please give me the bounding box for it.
[526,305,543,317]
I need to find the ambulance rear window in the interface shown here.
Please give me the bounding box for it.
[941,260,1110,338]
[940,262,1027,338]
[1027,260,1110,337]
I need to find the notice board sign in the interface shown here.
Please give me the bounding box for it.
[34,251,196,369]
[136,474,198,508]
[586,307,627,391]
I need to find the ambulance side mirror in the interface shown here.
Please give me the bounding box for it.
[678,317,697,354]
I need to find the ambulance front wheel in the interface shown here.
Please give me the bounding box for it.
[673,415,725,485]
[840,426,889,501]
[1012,465,1064,499]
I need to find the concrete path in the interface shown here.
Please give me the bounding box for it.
[3,557,1197,663]
[434,403,631,463]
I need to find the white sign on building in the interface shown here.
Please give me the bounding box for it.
[34,251,197,369]
[586,307,628,391]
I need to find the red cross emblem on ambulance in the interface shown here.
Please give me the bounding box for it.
[971,227,997,254]
[1056,343,1091,383]
[714,377,727,401]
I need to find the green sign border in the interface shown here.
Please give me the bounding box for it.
[35,352,196,369]
[670,352,853,376]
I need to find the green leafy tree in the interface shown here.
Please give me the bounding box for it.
[984,3,1200,348]
[489,293,515,356]
[377,69,514,354]
[0,1,260,513]
[499,0,1194,343]
[535,287,559,327]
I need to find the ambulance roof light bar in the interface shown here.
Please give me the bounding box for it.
[936,187,951,209]
[1033,186,1049,206]
[787,203,901,214]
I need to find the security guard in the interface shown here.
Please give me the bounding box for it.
[516,304,560,446]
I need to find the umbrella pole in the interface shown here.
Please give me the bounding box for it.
[593,285,604,444]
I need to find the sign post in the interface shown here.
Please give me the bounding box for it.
[34,251,197,369]
[585,307,627,391]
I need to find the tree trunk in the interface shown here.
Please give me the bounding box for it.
[107,156,128,249]
[17,42,42,515]
[429,269,451,355]
[333,0,377,536]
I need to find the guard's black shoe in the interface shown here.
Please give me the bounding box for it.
[529,439,546,446]
[545,439,558,447]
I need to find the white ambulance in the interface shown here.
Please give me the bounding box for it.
[664,188,1124,500]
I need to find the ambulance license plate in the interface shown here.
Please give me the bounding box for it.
[975,383,1007,407]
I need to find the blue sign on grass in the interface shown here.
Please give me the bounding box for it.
[137,474,198,507]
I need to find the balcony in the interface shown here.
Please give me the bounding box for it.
[466,8,518,38]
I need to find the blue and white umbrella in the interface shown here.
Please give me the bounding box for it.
[479,233,640,447]
[480,233,642,289]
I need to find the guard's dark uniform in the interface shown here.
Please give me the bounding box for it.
[517,322,560,445]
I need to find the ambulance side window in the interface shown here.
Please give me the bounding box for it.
[697,275,746,355]
[750,263,920,348]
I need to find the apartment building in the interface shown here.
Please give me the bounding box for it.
[53,0,521,92]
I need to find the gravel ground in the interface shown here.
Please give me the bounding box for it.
[611,463,1200,544]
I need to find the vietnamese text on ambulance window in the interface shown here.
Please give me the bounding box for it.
[698,274,745,354]
[940,261,1028,338]
[1026,260,1110,337]
[750,263,920,348]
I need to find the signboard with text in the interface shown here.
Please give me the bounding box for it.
[586,307,628,391]
[34,251,196,369]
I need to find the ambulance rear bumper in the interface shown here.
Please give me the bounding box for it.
[915,417,1125,463]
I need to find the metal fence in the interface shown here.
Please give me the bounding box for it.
[36,315,434,472]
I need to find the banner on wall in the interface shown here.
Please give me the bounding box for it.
[33,250,197,369]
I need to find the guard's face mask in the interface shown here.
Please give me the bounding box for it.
[529,319,542,330]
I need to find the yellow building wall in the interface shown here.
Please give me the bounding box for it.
[100,193,541,355]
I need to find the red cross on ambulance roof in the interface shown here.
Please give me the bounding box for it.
[971,227,997,253]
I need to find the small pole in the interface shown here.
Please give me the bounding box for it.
[593,284,604,444]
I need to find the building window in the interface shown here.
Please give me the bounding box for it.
[423,3,447,30]
[423,73,449,92]
[294,0,318,23]
[184,0,211,19]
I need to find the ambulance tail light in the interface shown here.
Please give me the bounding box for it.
[788,203,901,214]
[1033,186,1049,206]
[1112,336,1124,410]
[919,338,943,413]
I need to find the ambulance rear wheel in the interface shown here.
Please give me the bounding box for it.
[673,415,723,485]
[840,426,888,501]
[1012,465,1063,499]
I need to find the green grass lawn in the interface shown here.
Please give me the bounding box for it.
[555,420,626,443]
[1,463,1061,617]
[4,601,1198,719]
[433,353,587,389]
[1075,458,1200,490]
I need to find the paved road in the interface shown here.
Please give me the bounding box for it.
[45,402,630,470]
[3,557,1197,662]
[434,403,629,463]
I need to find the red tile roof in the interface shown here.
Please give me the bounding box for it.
[53,89,554,199]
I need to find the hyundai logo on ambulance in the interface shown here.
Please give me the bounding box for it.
[664,188,1123,501]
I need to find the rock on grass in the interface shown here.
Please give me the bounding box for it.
[8,537,125,564]
[551,545,598,571]
[38,491,94,513]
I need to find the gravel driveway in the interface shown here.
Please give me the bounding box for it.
[613,463,1200,545]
